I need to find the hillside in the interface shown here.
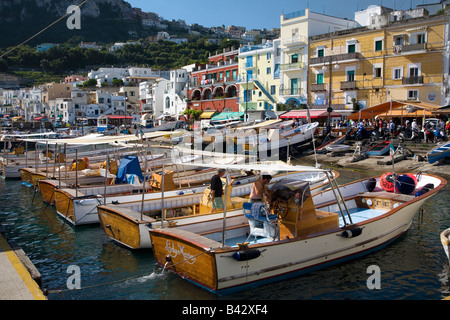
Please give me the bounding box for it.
[0,0,160,48]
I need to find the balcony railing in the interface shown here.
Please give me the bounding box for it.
[280,88,304,96]
[393,43,427,54]
[310,83,327,92]
[280,61,306,71]
[340,81,358,90]
[310,52,363,65]
[402,76,424,85]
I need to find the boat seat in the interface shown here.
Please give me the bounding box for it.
[243,202,279,242]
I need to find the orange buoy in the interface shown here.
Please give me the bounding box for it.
[380,172,395,192]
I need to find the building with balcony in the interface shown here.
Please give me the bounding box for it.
[237,41,281,120]
[308,5,448,116]
[279,9,358,111]
[186,49,240,114]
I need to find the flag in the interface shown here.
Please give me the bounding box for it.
[389,141,395,160]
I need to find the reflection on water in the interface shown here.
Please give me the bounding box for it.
[0,164,449,300]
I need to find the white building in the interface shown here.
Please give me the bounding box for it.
[279,8,359,109]
[162,69,189,118]
[88,67,129,86]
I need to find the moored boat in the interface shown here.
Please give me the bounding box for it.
[98,167,336,249]
[441,228,450,265]
[149,169,446,295]
[427,141,450,164]
[316,135,345,154]
[367,140,391,156]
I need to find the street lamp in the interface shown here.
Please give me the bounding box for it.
[322,57,339,135]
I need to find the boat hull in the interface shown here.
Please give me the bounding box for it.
[427,141,450,164]
[367,141,390,156]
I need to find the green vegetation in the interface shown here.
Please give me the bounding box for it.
[0,37,241,85]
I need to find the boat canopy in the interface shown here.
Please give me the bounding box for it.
[280,110,341,119]
[116,155,144,184]
[23,131,169,145]
[346,100,442,120]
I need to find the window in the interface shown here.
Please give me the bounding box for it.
[375,40,383,51]
[347,70,355,82]
[266,67,271,74]
[317,48,324,57]
[232,70,237,80]
[317,73,324,84]
[407,90,418,100]
[393,35,405,46]
[291,54,299,63]
[408,64,420,77]
[270,85,276,95]
[246,56,253,68]
[417,33,426,44]
[267,53,271,60]
[374,67,382,78]
[392,67,403,80]
[348,44,356,53]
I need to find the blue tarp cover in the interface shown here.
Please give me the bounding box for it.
[116,155,144,184]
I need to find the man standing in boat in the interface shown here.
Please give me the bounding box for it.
[210,168,226,213]
[249,174,272,203]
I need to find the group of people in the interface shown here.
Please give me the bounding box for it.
[209,169,272,213]
[341,116,449,142]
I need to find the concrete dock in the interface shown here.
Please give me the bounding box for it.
[0,227,46,300]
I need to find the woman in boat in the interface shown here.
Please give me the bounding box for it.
[210,168,226,213]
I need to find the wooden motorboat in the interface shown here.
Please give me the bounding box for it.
[427,141,450,164]
[149,169,446,295]
[98,166,336,249]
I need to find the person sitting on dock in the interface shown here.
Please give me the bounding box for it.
[210,168,226,213]
[249,175,272,203]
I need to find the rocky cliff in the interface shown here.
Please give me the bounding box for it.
[0,0,148,47]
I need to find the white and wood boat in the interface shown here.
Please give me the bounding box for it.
[427,141,450,164]
[149,169,446,295]
[441,228,450,265]
[325,144,350,153]
[316,135,345,154]
[97,167,336,249]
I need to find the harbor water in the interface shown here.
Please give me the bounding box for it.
[0,165,449,300]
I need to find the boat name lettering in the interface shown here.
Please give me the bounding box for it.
[165,240,196,264]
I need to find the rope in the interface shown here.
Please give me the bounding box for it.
[44,249,212,296]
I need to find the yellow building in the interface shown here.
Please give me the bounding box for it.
[237,41,281,118]
[308,9,447,117]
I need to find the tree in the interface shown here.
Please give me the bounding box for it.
[183,109,202,122]
[82,78,97,87]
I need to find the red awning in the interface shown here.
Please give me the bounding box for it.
[106,115,134,119]
[33,116,45,121]
[280,110,340,119]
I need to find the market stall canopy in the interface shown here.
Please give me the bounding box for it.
[280,110,341,119]
[200,111,217,119]
[346,100,443,120]
[211,112,244,121]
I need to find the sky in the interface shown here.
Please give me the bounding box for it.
[127,0,437,30]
